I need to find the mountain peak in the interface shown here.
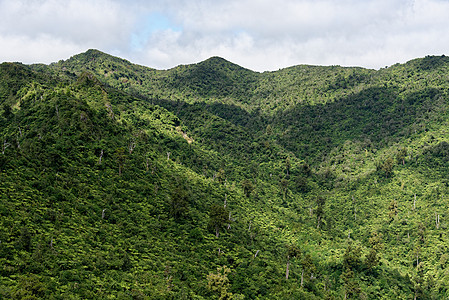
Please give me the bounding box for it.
[61,49,131,67]
[198,56,253,73]
[81,49,109,60]
[203,56,230,63]
[84,48,105,55]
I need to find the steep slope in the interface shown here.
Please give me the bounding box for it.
[0,63,323,299]
[2,52,449,298]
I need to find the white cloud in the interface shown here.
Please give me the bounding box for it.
[0,0,135,63]
[2,0,128,41]
[1,0,449,71]
[0,33,85,64]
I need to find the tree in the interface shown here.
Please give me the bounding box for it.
[2,104,12,119]
[365,232,383,271]
[169,183,189,221]
[341,242,362,298]
[377,156,394,177]
[341,268,361,299]
[280,178,289,201]
[417,222,426,244]
[285,157,291,176]
[207,266,234,300]
[365,249,379,271]
[208,204,229,238]
[388,199,398,222]
[241,179,254,198]
[115,147,126,175]
[343,243,361,270]
[300,253,316,288]
[295,176,309,193]
[316,195,326,229]
[11,274,45,299]
[265,124,273,135]
[285,244,301,280]
[302,162,312,176]
[396,147,407,165]
[369,231,383,252]
[17,226,32,251]
[411,262,425,300]
[216,168,226,184]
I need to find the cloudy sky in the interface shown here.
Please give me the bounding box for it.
[0,0,448,71]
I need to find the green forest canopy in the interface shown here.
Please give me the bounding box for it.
[1,50,449,298]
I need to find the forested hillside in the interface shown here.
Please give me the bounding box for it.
[2,50,449,299]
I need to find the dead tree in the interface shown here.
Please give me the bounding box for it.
[98,149,104,165]
[128,140,136,154]
[2,140,10,154]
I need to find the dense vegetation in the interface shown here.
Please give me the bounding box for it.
[2,49,449,298]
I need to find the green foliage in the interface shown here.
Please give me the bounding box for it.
[286,244,301,259]
[377,156,395,177]
[315,195,326,229]
[169,179,190,221]
[207,204,229,237]
[2,103,12,119]
[396,147,407,165]
[343,243,362,270]
[207,266,233,300]
[241,179,254,198]
[341,268,361,299]
[2,51,449,298]
[388,199,398,222]
[365,232,383,271]
[11,274,45,299]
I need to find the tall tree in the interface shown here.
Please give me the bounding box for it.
[241,179,254,198]
[208,204,229,238]
[316,195,326,229]
[285,244,301,280]
[115,147,126,175]
[169,181,190,221]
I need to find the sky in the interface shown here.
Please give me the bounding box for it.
[1,0,449,72]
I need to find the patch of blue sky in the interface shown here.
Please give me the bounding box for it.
[232,28,246,35]
[130,12,182,50]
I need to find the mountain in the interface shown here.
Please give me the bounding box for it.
[2,50,449,298]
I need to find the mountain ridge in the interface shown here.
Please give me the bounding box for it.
[46,50,449,110]
[53,49,449,73]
